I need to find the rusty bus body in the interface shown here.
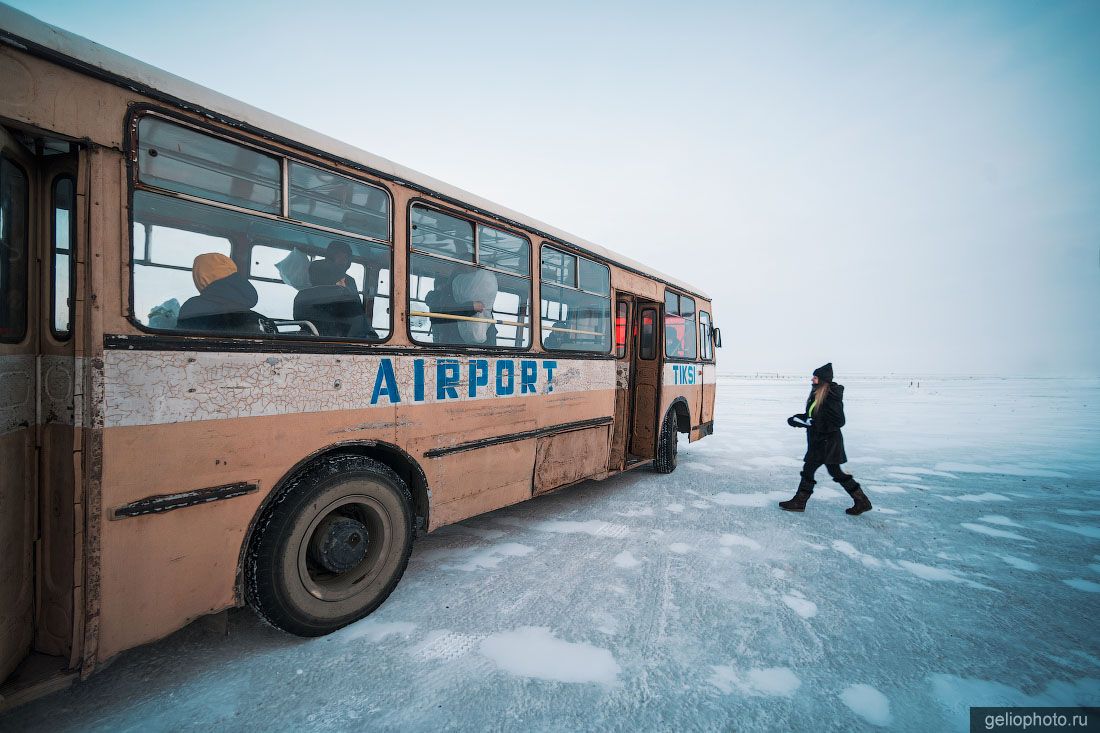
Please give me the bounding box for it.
[0,5,718,707]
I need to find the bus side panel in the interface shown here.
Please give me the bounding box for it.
[611,269,661,302]
[397,358,615,527]
[420,440,536,528]
[533,425,611,495]
[98,413,323,659]
[660,363,704,442]
[94,352,614,659]
[397,386,537,529]
[702,363,717,427]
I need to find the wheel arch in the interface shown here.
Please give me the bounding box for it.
[667,396,692,433]
[234,440,430,603]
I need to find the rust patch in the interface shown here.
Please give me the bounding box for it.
[533,425,611,495]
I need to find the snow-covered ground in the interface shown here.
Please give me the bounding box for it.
[5,376,1099,732]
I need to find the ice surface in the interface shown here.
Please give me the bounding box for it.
[996,555,1039,571]
[866,483,906,493]
[1040,521,1100,539]
[886,467,958,479]
[955,493,1012,502]
[930,674,1100,732]
[745,456,803,468]
[978,515,1024,528]
[710,666,802,697]
[897,560,997,591]
[425,542,534,571]
[781,594,818,618]
[497,518,630,537]
[832,539,883,568]
[478,627,621,685]
[960,522,1031,541]
[720,533,762,551]
[935,462,1070,478]
[6,376,1098,732]
[710,490,791,507]
[338,619,417,643]
[612,550,642,569]
[839,683,893,727]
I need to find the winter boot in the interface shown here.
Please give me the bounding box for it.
[779,477,814,512]
[842,480,872,516]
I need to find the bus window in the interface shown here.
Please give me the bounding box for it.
[409,204,531,348]
[409,205,475,262]
[699,310,713,361]
[0,157,28,343]
[664,291,697,359]
[137,117,281,214]
[288,161,389,242]
[615,301,628,358]
[639,308,657,360]
[478,225,530,276]
[540,246,611,353]
[51,176,76,338]
[132,191,390,339]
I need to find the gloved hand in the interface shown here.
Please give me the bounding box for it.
[787,414,811,428]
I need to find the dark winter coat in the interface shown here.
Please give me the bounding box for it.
[798,383,848,464]
[177,273,264,334]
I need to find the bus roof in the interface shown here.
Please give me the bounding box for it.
[0,3,708,300]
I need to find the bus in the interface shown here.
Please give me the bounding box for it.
[0,4,719,707]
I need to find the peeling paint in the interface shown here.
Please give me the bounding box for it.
[0,354,85,433]
[103,351,614,428]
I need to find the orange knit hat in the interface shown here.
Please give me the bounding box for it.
[191,253,237,292]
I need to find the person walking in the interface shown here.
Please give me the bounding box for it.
[779,363,872,515]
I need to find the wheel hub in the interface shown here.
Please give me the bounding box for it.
[308,515,369,574]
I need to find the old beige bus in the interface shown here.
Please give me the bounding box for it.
[0,4,719,707]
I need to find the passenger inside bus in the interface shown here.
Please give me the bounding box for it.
[176,252,266,333]
[424,269,499,346]
[320,240,361,302]
[424,274,461,344]
[452,268,498,345]
[293,258,376,338]
[665,324,684,357]
[544,320,568,349]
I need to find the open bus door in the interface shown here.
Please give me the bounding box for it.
[0,125,36,689]
[628,300,661,460]
[0,123,82,708]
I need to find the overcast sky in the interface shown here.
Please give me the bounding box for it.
[11,0,1100,376]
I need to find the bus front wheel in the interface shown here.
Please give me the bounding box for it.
[654,408,679,474]
[246,454,414,637]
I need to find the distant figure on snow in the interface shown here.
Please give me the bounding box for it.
[779,362,872,515]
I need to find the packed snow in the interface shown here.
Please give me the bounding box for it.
[3,376,1099,732]
[840,683,894,727]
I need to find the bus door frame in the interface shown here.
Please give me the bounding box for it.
[628,298,661,461]
[0,122,84,700]
[0,124,38,687]
[609,294,632,470]
[33,144,81,667]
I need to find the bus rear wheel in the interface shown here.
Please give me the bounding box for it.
[246,454,414,637]
[654,408,679,474]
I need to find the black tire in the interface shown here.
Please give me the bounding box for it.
[654,408,679,474]
[246,454,414,637]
